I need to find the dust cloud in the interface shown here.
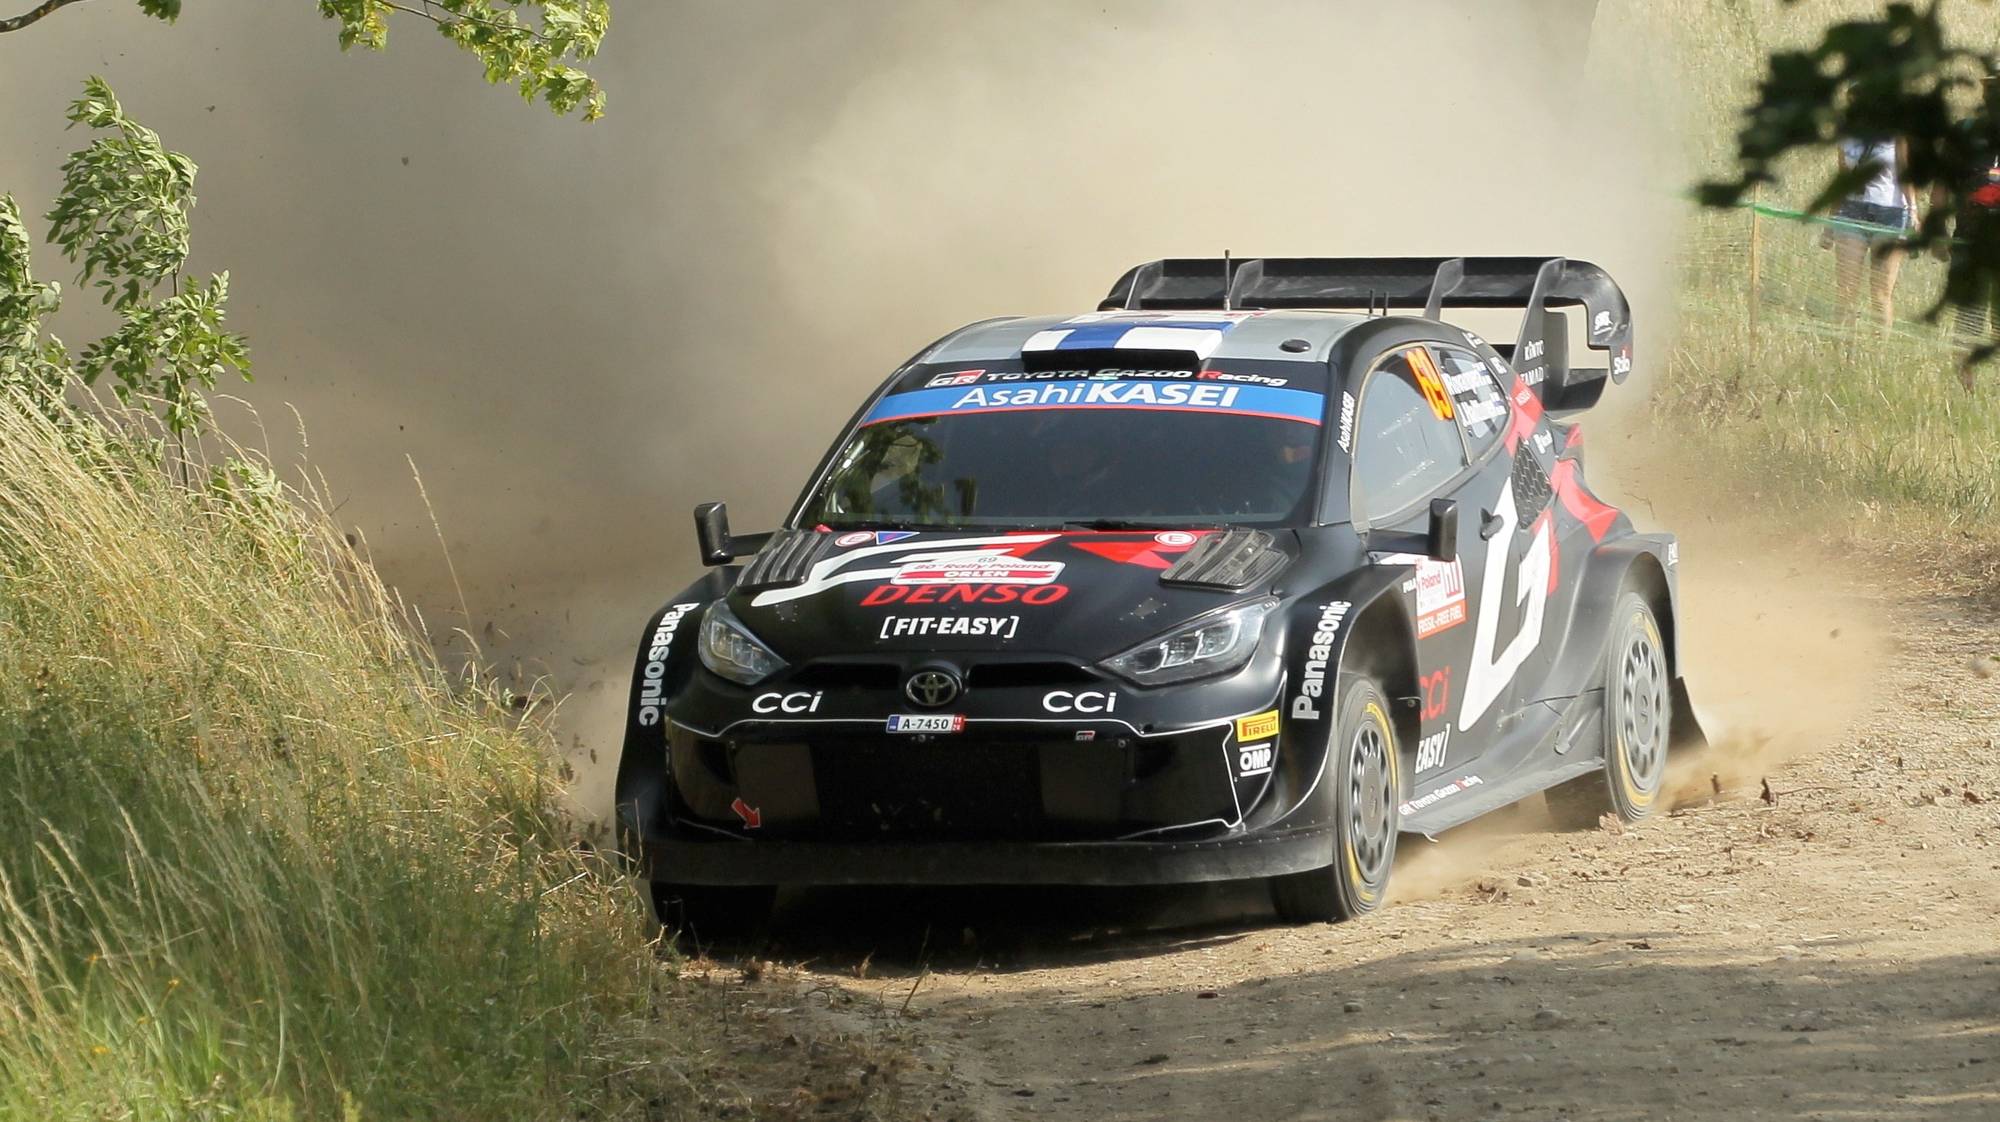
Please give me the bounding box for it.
[2,0,1700,824]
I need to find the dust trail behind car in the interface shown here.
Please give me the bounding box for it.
[0,0,1681,824]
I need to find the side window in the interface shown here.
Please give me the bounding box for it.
[1434,345,1510,455]
[1351,347,1468,525]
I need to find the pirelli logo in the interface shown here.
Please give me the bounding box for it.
[1235,710,1280,742]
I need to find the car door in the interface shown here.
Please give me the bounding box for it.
[1347,343,1493,785]
[1426,342,1558,765]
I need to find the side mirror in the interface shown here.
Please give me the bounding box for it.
[1427,498,1458,563]
[693,502,774,566]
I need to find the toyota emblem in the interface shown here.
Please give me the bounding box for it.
[904,669,962,708]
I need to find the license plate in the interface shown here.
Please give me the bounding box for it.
[886,714,966,734]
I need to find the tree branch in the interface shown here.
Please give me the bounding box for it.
[0,0,93,34]
[377,1,556,46]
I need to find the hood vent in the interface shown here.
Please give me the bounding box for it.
[736,530,828,592]
[1160,528,1288,591]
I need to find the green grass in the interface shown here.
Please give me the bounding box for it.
[0,390,700,1120]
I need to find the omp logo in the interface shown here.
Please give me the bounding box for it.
[752,691,822,715]
[1289,601,1351,721]
[1237,742,1274,778]
[749,534,1059,607]
[1235,710,1280,741]
[1458,479,1552,731]
[635,603,699,728]
[1043,690,1117,714]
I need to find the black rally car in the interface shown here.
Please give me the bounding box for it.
[615,256,1702,929]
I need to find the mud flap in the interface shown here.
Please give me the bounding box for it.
[1668,676,1708,753]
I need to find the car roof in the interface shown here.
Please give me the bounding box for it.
[919,309,1379,367]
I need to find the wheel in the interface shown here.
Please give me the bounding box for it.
[648,882,774,947]
[1548,590,1671,829]
[1270,674,1402,923]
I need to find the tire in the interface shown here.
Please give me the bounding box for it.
[1270,674,1402,923]
[648,882,774,947]
[1548,590,1671,829]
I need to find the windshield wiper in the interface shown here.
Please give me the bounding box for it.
[1061,519,1218,531]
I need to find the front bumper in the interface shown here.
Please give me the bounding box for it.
[632,823,1333,886]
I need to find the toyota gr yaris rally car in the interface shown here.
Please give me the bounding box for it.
[615,256,1703,932]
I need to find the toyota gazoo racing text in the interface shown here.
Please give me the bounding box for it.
[615,256,1705,931]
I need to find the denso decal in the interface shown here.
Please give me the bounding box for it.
[1236,742,1275,778]
[751,690,822,714]
[634,602,699,728]
[891,554,1062,586]
[880,614,1021,640]
[749,534,1058,607]
[1289,600,1351,720]
[1413,557,1467,639]
[861,584,1069,606]
[861,382,1325,426]
[1043,689,1117,714]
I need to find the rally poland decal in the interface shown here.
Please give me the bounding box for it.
[1412,557,1467,639]
[1457,478,1553,732]
[747,534,1059,607]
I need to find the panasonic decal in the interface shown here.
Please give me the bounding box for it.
[634,603,699,728]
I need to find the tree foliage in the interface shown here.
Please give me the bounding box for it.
[0,0,610,120]
[0,78,249,438]
[1698,1,2000,354]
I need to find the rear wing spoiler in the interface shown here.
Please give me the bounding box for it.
[1099,256,1633,409]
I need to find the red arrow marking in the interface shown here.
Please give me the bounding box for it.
[730,797,762,829]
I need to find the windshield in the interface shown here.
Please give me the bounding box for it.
[799,365,1327,529]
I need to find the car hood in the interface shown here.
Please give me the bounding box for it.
[727,529,1296,665]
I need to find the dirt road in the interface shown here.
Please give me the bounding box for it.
[732,523,2000,1121]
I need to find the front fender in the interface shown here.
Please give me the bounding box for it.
[1247,562,1412,831]
[612,569,741,853]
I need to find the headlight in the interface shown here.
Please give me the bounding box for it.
[698,602,786,685]
[1100,599,1277,686]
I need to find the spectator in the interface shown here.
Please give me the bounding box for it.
[1930,148,2000,392]
[1826,134,1919,327]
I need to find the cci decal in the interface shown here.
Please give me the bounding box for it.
[1235,709,1281,742]
[1043,689,1117,714]
[635,602,699,728]
[1413,557,1467,639]
[1414,727,1450,774]
[880,614,1020,640]
[1289,601,1351,720]
[752,690,822,715]
[1236,742,1275,778]
[1419,667,1450,722]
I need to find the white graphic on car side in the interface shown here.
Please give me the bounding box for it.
[1457,479,1552,732]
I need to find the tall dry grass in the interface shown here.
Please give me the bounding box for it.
[0,389,696,1120]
